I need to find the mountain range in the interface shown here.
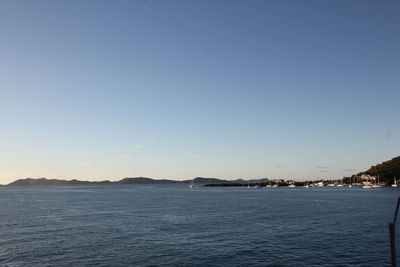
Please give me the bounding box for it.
[4,155,399,186]
[5,177,269,186]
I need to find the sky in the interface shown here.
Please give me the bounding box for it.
[0,0,399,184]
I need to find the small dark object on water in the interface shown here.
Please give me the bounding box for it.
[389,197,400,267]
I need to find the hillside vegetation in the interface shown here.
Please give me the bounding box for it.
[358,156,400,183]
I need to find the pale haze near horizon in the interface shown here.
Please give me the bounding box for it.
[0,0,399,184]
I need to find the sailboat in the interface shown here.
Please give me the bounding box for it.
[337,177,344,187]
[253,180,261,188]
[372,176,382,188]
[392,178,399,188]
[189,179,194,189]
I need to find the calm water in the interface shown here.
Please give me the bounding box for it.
[0,185,399,266]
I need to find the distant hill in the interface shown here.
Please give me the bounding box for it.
[357,156,400,183]
[8,178,113,186]
[117,177,180,184]
[191,177,269,184]
[6,177,242,186]
[191,177,230,184]
[233,178,269,184]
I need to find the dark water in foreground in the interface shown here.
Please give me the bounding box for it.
[0,185,399,266]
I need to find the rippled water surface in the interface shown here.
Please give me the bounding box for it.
[0,185,399,266]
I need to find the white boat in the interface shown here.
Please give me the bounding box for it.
[362,175,373,189]
[189,180,194,189]
[392,178,399,188]
[253,180,261,188]
[337,177,345,187]
[372,176,382,188]
[288,183,296,188]
[372,179,382,188]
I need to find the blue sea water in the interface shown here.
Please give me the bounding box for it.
[0,185,399,266]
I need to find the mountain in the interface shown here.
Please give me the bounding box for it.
[191,177,269,184]
[233,178,269,184]
[117,177,180,184]
[357,156,400,183]
[192,177,231,184]
[8,178,113,186]
[5,177,236,186]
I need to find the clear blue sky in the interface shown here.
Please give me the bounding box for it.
[0,0,399,183]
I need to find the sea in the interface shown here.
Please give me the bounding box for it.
[0,185,399,266]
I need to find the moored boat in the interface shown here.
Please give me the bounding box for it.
[392,178,399,188]
[371,175,382,188]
